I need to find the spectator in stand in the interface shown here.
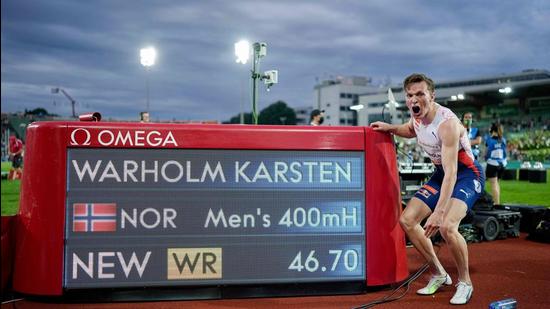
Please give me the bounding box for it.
[508,142,520,161]
[485,123,507,205]
[462,112,482,160]
[140,111,150,123]
[8,133,24,180]
[309,109,325,126]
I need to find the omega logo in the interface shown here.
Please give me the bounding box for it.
[70,128,92,146]
[69,128,178,147]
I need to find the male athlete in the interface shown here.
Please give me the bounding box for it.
[371,73,484,305]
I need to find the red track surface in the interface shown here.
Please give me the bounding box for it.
[3,234,549,308]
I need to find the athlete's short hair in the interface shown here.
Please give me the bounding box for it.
[403,73,435,93]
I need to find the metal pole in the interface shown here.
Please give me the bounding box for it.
[71,100,76,118]
[59,89,77,118]
[240,78,245,124]
[251,50,259,125]
[146,67,150,113]
[316,77,321,110]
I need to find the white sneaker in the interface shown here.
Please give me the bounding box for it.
[450,281,473,305]
[416,273,452,295]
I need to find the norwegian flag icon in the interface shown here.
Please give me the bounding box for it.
[73,203,117,232]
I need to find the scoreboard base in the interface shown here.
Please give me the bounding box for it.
[21,282,367,302]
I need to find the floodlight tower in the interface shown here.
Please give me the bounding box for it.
[235,40,278,125]
[51,87,77,118]
[140,46,157,113]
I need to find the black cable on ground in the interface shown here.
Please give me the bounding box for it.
[352,244,442,309]
[351,263,429,309]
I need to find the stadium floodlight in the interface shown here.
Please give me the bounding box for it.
[451,95,458,101]
[140,46,157,113]
[140,47,157,67]
[350,104,364,111]
[498,87,512,94]
[235,40,250,64]
[457,93,465,100]
[234,40,251,124]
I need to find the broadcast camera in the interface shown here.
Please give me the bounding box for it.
[263,70,278,91]
[253,42,267,58]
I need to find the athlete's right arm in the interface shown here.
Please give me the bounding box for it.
[370,120,416,138]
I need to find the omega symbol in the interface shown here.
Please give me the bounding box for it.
[70,128,91,146]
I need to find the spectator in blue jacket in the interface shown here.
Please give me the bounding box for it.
[462,112,482,160]
[485,123,507,205]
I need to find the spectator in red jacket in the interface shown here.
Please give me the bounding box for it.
[8,133,24,180]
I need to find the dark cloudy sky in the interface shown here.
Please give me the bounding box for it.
[2,0,549,121]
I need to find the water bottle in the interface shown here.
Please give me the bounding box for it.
[488,298,517,309]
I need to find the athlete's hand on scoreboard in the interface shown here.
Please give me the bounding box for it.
[423,212,442,238]
[370,121,391,132]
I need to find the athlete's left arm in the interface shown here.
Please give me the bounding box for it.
[423,119,460,237]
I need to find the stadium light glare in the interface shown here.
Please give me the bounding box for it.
[140,47,157,67]
[140,46,156,113]
[457,94,465,100]
[235,40,250,64]
[350,104,364,111]
[451,95,458,101]
[499,87,512,94]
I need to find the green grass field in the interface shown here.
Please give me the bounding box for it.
[486,172,550,206]
[1,162,20,215]
[1,180,20,215]
[1,162,11,171]
[1,162,549,216]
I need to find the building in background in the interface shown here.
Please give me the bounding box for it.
[356,69,550,130]
[313,76,380,126]
[294,106,314,125]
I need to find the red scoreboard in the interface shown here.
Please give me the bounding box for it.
[13,122,408,296]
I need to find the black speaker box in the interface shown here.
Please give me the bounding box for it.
[519,168,530,181]
[501,169,517,180]
[528,169,547,183]
[494,204,547,233]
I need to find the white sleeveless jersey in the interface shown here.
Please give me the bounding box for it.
[411,104,474,165]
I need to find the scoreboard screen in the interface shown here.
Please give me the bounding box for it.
[64,148,365,288]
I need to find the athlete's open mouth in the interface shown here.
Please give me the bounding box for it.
[412,106,420,114]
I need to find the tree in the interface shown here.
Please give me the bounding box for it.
[258,101,297,125]
[24,108,57,117]
[224,112,254,124]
